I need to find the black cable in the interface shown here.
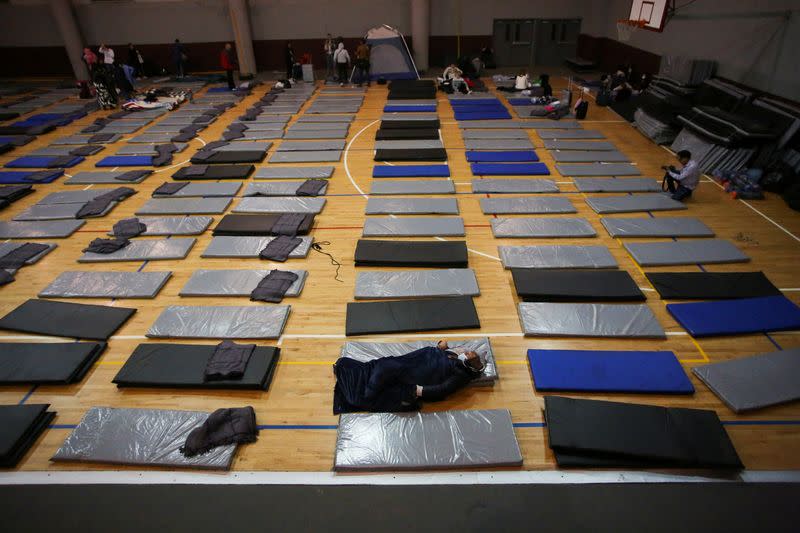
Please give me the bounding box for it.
[311,240,343,282]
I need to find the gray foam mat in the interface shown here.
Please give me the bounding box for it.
[519,302,665,338]
[146,305,290,339]
[39,271,171,299]
[233,197,326,213]
[586,194,688,213]
[27,146,104,157]
[354,269,479,299]
[39,190,108,204]
[153,183,241,198]
[236,130,284,140]
[107,216,213,236]
[334,409,522,470]
[51,135,123,145]
[464,139,535,150]
[235,123,286,131]
[544,140,617,151]
[363,217,465,237]
[269,150,342,163]
[0,242,56,272]
[537,130,605,139]
[374,140,444,150]
[135,198,232,215]
[370,180,455,195]
[624,239,749,266]
[556,163,640,176]
[277,140,346,151]
[499,245,617,269]
[491,217,596,238]
[525,120,580,129]
[552,150,630,162]
[179,269,307,297]
[128,133,178,144]
[462,130,529,139]
[51,407,236,470]
[243,181,328,196]
[14,203,115,221]
[382,113,439,121]
[65,171,150,184]
[0,220,85,239]
[574,178,661,192]
[212,141,273,152]
[115,143,189,155]
[692,347,800,413]
[601,217,715,237]
[365,198,459,214]
[282,129,349,139]
[287,123,351,130]
[471,179,558,194]
[78,238,196,263]
[254,166,334,179]
[201,236,313,258]
[457,120,525,129]
[340,337,498,386]
[297,115,355,122]
[479,197,575,214]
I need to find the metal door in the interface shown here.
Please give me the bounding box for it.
[493,19,534,67]
[534,19,581,66]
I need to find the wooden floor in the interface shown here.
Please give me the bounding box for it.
[2,72,800,473]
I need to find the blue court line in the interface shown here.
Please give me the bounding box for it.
[49,424,78,429]
[18,385,37,405]
[765,333,783,350]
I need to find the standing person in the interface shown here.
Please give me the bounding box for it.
[172,39,186,78]
[99,44,115,65]
[220,43,237,90]
[324,33,335,80]
[661,150,700,202]
[285,42,295,79]
[354,39,371,87]
[126,44,138,76]
[333,42,350,86]
[82,47,98,74]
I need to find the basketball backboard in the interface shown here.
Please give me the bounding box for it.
[629,0,672,32]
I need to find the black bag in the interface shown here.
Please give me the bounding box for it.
[292,64,303,79]
[596,89,611,107]
[783,183,800,211]
[575,100,589,119]
[761,162,797,193]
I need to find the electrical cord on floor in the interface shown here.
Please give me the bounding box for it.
[311,241,343,282]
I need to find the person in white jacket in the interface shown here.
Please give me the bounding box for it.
[333,42,350,86]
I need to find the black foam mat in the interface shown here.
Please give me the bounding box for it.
[374,148,447,162]
[512,270,646,302]
[545,396,743,469]
[354,239,468,267]
[346,296,480,336]
[113,343,280,390]
[173,164,254,180]
[190,151,266,164]
[0,299,136,340]
[645,272,782,300]
[0,342,106,384]
[388,91,437,100]
[380,120,441,130]
[0,404,55,467]
[212,214,314,236]
[375,128,440,140]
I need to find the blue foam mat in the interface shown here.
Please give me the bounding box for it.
[527,349,694,394]
[466,150,539,162]
[0,170,63,184]
[455,111,512,120]
[384,105,437,113]
[96,155,154,167]
[5,156,84,168]
[667,295,800,338]
[471,162,550,175]
[450,99,503,106]
[373,165,450,177]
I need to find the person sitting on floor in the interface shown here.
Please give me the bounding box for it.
[332,340,485,414]
[539,73,553,97]
[442,64,469,94]
[662,150,700,201]
[515,70,531,90]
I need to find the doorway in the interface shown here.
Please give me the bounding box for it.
[493,19,581,67]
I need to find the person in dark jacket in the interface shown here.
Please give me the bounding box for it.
[285,42,295,79]
[332,341,485,413]
[172,39,186,78]
[126,43,144,77]
[220,43,237,89]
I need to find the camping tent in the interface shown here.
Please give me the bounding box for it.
[365,25,419,80]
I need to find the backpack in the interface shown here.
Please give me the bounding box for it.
[596,90,611,107]
[575,100,589,119]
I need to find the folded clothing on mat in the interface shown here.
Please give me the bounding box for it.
[180,406,258,457]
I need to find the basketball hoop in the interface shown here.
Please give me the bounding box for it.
[616,19,647,41]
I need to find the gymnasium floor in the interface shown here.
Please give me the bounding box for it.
[1,70,800,474]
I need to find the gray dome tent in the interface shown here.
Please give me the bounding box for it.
[365,25,419,80]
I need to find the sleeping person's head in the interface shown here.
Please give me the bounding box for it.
[458,351,485,373]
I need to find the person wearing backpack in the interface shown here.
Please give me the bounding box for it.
[333,42,350,86]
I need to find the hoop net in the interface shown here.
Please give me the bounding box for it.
[616,19,647,42]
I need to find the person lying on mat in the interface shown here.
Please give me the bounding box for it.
[332,341,486,414]
[661,150,700,202]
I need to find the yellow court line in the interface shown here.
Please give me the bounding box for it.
[687,336,711,363]
[96,361,123,366]
[278,361,335,366]
[495,360,528,365]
